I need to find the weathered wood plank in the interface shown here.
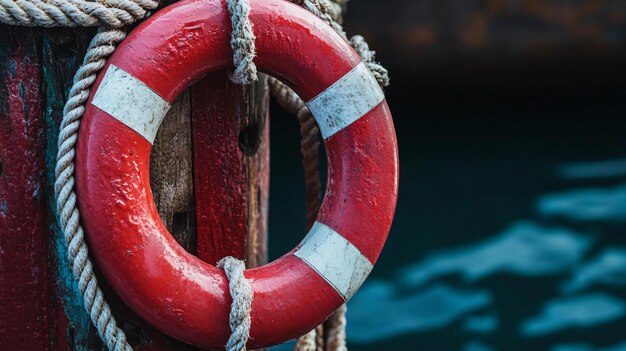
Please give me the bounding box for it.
[0,26,51,351]
[41,27,195,350]
[245,76,270,268]
[41,27,103,351]
[191,72,269,267]
[150,90,196,252]
[191,71,270,351]
[1,25,270,351]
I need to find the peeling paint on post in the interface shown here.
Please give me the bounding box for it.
[1,24,270,350]
[41,28,107,351]
[0,26,52,351]
[192,71,270,268]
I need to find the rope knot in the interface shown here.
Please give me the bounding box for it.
[27,0,378,350]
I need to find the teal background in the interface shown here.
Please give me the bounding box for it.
[266,2,626,350]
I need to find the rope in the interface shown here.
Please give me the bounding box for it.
[266,1,388,350]
[290,105,349,351]
[0,0,254,347]
[323,304,347,351]
[349,35,389,88]
[219,2,257,349]
[50,19,256,351]
[1,0,385,349]
[54,27,133,351]
[295,107,324,351]
[0,0,158,27]
[218,257,254,351]
[296,109,322,228]
[227,0,257,84]
[295,325,324,351]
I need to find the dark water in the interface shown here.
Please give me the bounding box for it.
[266,97,626,350]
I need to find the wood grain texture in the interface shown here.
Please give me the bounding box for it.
[42,27,200,350]
[0,26,270,350]
[150,90,196,252]
[41,27,103,351]
[191,71,270,268]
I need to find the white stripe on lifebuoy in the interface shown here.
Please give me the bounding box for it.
[92,65,171,144]
[306,62,385,140]
[294,221,373,300]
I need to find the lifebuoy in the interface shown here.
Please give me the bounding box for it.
[75,0,398,349]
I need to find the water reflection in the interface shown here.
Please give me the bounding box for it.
[463,342,496,351]
[402,221,591,287]
[563,248,626,293]
[347,282,490,343]
[552,341,626,351]
[558,159,626,180]
[537,184,626,223]
[269,159,626,350]
[521,293,625,336]
[463,314,499,333]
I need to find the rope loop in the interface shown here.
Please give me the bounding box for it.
[1,0,383,350]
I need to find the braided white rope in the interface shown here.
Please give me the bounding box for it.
[295,326,319,351]
[54,28,133,351]
[218,1,258,348]
[324,304,347,351]
[0,0,158,27]
[0,0,257,347]
[49,7,256,351]
[2,0,380,350]
[264,1,387,350]
[227,0,257,84]
[230,0,389,88]
[218,257,254,351]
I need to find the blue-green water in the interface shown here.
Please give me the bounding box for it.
[266,98,626,350]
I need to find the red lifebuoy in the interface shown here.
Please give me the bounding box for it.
[75,0,398,349]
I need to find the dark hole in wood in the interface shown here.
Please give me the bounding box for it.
[172,211,188,234]
[0,160,3,176]
[123,321,150,347]
[238,124,261,156]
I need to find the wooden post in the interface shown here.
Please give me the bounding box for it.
[191,71,269,267]
[0,27,52,351]
[0,26,270,350]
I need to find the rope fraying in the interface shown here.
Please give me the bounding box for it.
[218,256,254,351]
[227,0,257,84]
